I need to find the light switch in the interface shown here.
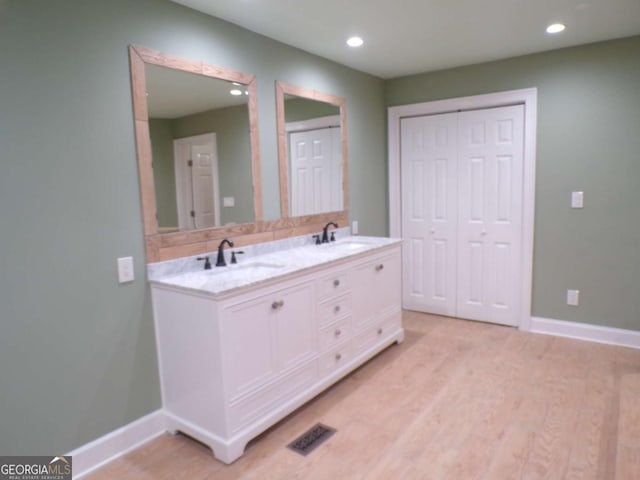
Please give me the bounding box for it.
[571,191,584,208]
[117,257,134,283]
[352,220,359,235]
[223,197,235,207]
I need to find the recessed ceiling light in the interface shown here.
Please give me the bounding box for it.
[347,36,364,48]
[546,23,566,34]
[230,89,242,96]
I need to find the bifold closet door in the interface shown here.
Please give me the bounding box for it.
[401,113,458,316]
[456,105,524,326]
[400,105,524,326]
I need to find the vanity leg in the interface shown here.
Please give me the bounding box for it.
[212,440,248,465]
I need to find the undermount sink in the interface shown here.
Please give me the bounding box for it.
[230,261,285,271]
[321,239,373,251]
[203,261,285,275]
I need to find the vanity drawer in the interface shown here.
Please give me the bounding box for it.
[317,271,350,300]
[352,314,401,358]
[318,316,352,352]
[318,294,352,327]
[228,361,317,433]
[319,343,352,377]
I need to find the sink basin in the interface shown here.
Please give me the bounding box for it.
[203,261,285,275]
[321,239,373,251]
[231,261,285,271]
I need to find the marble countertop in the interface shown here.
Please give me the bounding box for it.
[149,236,402,298]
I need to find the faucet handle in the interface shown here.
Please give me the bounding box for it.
[330,231,336,242]
[230,251,244,264]
[312,234,321,245]
[197,256,212,270]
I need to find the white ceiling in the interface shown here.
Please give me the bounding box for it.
[171,0,640,79]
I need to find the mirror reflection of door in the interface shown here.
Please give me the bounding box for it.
[174,134,220,230]
[287,115,342,216]
[288,125,341,216]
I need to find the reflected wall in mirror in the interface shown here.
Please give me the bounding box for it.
[275,81,348,219]
[129,45,262,246]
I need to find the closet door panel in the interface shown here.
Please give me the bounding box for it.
[400,114,458,315]
[457,105,524,326]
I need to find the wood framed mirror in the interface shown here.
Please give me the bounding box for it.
[275,81,348,219]
[129,45,262,262]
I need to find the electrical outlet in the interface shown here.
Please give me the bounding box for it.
[352,220,359,235]
[117,257,134,283]
[571,191,584,208]
[566,289,580,306]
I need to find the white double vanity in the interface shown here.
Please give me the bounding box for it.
[148,234,403,463]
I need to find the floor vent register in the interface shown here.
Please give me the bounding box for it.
[286,423,336,456]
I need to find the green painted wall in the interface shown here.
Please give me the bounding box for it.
[0,0,385,455]
[149,118,178,228]
[284,97,340,122]
[386,36,640,330]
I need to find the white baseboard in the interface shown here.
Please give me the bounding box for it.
[530,316,640,349]
[68,409,166,479]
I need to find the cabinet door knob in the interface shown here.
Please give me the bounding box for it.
[335,353,342,361]
[333,279,340,287]
[334,329,341,337]
[271,300,284,310]
[334,305,341,314]
[375,264,384,272]
[377,328,383,335]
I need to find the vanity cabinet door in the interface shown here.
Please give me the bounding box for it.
[351,250,402,330]
[221,280,315,402]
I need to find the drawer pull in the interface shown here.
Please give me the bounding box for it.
[271,300,284,310]
[377,328,383,335]
[375,264,384,272]
[333,279,340,287]
[334,329,341,337]
[334,305,341,314]
[335,353,342,361]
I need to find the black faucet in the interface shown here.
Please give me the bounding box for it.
[215,238,234,267]
[321,222,338,243]
[197,256,212,270]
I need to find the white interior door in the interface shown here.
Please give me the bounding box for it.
[401,113,458,316]
[456,105,524,326]
[190,143,216,229]
[289,128,339,216]
[400,105,525,326]
[174,133,219,230]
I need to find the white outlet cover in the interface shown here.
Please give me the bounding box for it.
[223,196,235,207]
[117,256,134,283]
[571,191,584,208]
[566,289,580,306]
